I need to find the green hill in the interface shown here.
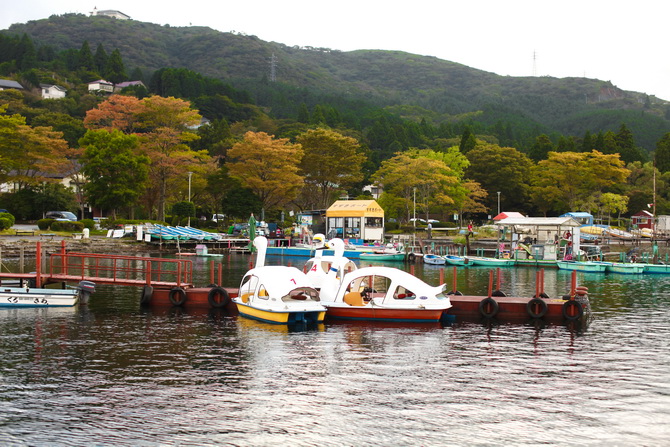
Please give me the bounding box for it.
[3,13,669,150]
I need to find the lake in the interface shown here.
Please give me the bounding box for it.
[1,253,669,446]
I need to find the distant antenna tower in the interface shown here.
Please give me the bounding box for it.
[532,50,537,76]
[269,53,278,82]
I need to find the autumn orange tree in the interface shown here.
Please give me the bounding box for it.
[84,95,207,221]
[227,131,304,213]
[0,105,69,190]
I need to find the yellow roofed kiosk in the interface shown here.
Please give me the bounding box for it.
[326,200,384,243]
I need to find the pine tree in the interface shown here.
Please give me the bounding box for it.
[78,40,95,71]
[655,133,670,173]
[104,49,127,84]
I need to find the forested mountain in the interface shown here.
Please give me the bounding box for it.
[4,13,669,151]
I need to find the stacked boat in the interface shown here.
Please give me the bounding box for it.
[144,224,223,242]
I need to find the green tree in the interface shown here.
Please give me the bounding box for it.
[465,143,533,214]
[80,129,150,219]
[94,43,108,73]
[105,48,127,84]
[78,40,95,71]
[459,127,476,154]
[372,149,462,222]
[531,151,630,213]
[655,133,670,173]
[297,128,366,208]
[528,134,554,161]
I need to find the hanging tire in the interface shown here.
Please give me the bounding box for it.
[408,253,416,263]
[491,290,507,297]
[562,300,583,321]
[448,290,463,296]
[479,297,499,318]
[169,287,187,306]
[539,292,549,298]
[140,285,153,305]
[208,287,230,308]
[526,297,548,318]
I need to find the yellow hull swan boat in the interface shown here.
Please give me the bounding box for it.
[233,236,326,325]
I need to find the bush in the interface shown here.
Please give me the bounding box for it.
[0,217,11,231]
[80,219,95,230]
[50,220,85,232]
[0,212,15,227]
[37,218,54,230]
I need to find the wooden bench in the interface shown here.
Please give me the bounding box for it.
[40,233,57,241]
[72,233,84,240]
[14,229,35,236]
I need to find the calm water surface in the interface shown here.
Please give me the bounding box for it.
[1,253,669,446]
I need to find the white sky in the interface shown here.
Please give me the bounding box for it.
[2,0,669,101]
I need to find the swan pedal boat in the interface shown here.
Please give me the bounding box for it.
[304,237,357,290]
[233,237,326,325]
[319,266,452,322]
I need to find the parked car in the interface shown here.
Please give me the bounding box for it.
[45,211,78,221]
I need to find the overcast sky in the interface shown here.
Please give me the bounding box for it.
[2,0,669,101]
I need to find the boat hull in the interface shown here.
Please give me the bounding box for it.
[359,253,405,262]
[557,261,609,273]
[423,255,446,265]
[234,301,325,325]
[325,306,446,322]
[641,263,670,274]
[468,257,516,267]
[444,256,468,266]
[0,288,79,307]
[606,263,645,274]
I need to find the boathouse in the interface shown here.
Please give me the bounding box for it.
[631,210,654,230]
[325,200,384,242]
[495,216,582,260]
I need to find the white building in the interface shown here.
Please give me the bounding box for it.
[88,79,114,93]
[90,8,130,20]
[40,84,67,99]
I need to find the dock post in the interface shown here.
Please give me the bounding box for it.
[35,241,41,287]
[146,261,152,286]
[210,260,215,285]
[487,270,493,297]
[19,247,24,273]
[218,263,222,286]
[439,268,444,285]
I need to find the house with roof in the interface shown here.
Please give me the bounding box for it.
[114,80,146,92]
[88,79,114,93]
[0,79,24,90]
[90,8,130,20]
[40,84,67,99]
[326,199,385,242]
[631,210,654,230]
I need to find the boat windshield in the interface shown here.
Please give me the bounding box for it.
[282,287,320,302]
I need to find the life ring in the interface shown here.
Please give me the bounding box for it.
[208,287,230,308]
[526,297,548,318]
[562,300,583,321]
[140,285,153,305]
[169,287,187,306]
[479,297,499,318]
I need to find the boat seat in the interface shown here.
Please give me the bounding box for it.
[343,291,365,306]
[240,293,251,303]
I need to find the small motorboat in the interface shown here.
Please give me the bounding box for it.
[556,260,610,273]
[423,254,446,265]
[444,255,469,266]
[0,281,95,307]
[319,266,452,322]
[233,236,326,325]
[467,256,515,267]
[359,252,405,262]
